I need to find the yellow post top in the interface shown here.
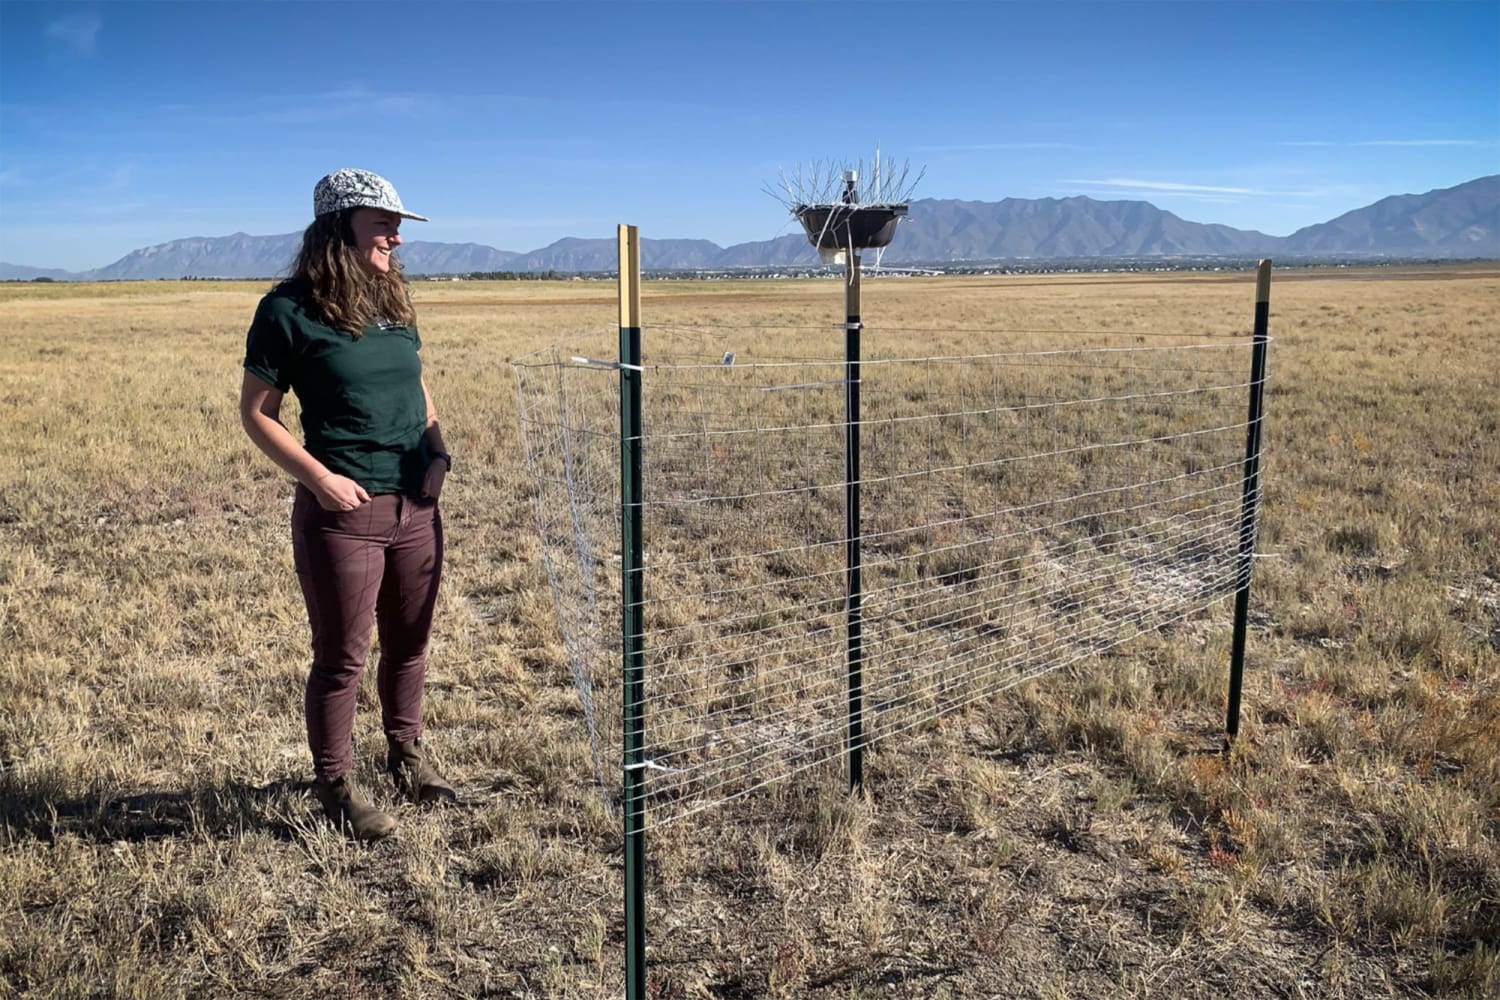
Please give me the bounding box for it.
[618,224,641,329]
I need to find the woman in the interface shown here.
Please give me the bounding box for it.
[240,168,455,841]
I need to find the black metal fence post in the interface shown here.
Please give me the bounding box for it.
[1226,259,1272,748]
[845,250,865,792]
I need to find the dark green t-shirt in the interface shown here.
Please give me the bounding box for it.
[243,284,431,496]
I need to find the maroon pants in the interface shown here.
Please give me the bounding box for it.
[291,485,443,782]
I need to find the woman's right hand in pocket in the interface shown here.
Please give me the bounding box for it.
[312,473,372,511]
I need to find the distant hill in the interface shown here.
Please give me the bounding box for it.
[1281,175,1499,256]
[0,263,75,281]
[3,175,1494,281]
[887,197,1282,260]
[507,237,726,273]
[27,233,522,281]
[86,232,301,280]
[713,234,816,268]
[398,241,521,274]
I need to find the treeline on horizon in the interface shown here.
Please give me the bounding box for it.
[7,257,1497,286]
[436,270,569,281]
[11,270,571,284]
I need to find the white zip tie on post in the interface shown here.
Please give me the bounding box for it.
[623,759,685,775]
[571,356,643,372]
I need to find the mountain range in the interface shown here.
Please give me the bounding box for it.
[4,175,1495,282]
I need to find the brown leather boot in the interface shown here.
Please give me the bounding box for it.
[387,737,457,805]
[313,775,396,841]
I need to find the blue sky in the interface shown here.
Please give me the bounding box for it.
[1,0,1496,271]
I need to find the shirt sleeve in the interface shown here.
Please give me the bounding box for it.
[243,295,296,392]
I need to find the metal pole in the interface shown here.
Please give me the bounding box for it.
[618,224,646,1000]
[845,247,865,792]
[1226,259,1271,749]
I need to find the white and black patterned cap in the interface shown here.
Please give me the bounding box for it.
[313,168,429,221]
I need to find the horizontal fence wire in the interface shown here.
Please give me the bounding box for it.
[514,324,1265,830]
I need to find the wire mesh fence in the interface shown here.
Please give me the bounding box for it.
[514,321,1263,830]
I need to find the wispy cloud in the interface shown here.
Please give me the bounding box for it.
[430,215,598,230]
[1279,138,1496,148]
[105,164,134,191]
[157,88,456,128]
[1060,188,1246,205]
[1062,178,1268,196]
[1354,139,1494,147]
[156,88,675,132]
[913,143,1074,152]
[45,12,102,57]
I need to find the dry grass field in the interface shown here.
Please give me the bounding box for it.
[1,265,1496,999]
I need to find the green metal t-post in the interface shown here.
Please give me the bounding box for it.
[618,225,646,1000]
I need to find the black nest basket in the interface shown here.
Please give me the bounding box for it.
[794,203,908,251]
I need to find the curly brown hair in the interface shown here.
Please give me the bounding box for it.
[280,210,415,336]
